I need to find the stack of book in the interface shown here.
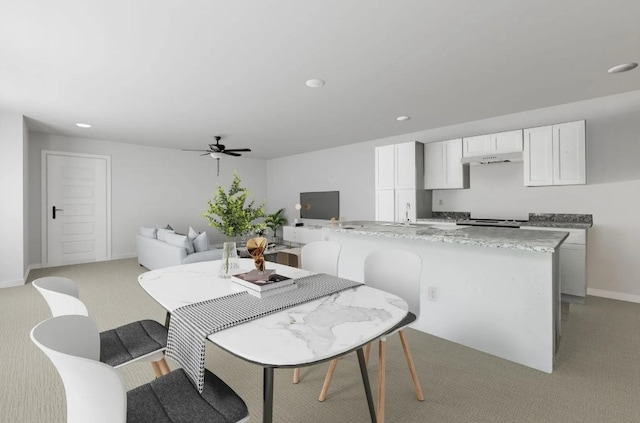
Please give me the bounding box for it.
[231,269,297,298]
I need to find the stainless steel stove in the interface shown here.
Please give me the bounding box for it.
[456,218,527,228]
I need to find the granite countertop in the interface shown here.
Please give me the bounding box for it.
[325,222,568,253]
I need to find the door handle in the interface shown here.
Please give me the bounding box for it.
[52,206,64,219]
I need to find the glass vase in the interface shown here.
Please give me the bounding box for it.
[218,241,239,278]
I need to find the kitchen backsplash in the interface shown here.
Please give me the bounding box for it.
[432,211,593,225]
[528,213,593,225]
[431,211,471,220]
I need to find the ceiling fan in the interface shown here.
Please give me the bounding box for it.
[183,136,251,175]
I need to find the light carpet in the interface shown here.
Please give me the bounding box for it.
[1,258,639,422]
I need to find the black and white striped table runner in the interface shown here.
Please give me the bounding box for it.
[166,273,363,392]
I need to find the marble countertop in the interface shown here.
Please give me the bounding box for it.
[325,222,569,253]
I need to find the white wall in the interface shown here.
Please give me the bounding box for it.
[28,133,268,265]
[0,111,26,287]
[266,89,640,302]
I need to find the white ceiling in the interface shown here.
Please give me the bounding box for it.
[1,0,639,159]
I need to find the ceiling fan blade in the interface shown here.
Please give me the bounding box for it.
[223,148,251,152]
[224,151,242,157]
[200,152,211,156]
[182,149,212,152]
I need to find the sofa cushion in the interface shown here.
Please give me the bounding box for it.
[188,226,199,240]
[193,231,209,253]
[182,248,223,264]
[139,226,157,238]
[165,232,194,254]
[157,228,175,242]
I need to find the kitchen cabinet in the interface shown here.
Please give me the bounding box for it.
[374,189,432,223]
[282,226,324,245]
[521,226,587,302]
[523,120,586,186]
[375,141,424,190]
[394,141,424,189]
[374,190,395,222]
[375,141,431,222]
[462,130,523,157]
[374,144,395,190]
[424,138,469,189]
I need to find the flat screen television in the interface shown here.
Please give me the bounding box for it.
[300,191,340,220]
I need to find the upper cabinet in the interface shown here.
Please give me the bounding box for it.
[424,139,469,190]
[462,130,523,157]
[374,144,395,190]
[375,141,424,190]
[523,120,586,186]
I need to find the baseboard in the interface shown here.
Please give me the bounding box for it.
[0,278,24,288]
[35,254,138,270]
[587,288,640,304]
[111,253,137,260]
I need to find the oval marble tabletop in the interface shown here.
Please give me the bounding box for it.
[138,259,408,367]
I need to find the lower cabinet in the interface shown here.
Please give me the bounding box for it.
[375,189,432,223]
[375,190,395,222]
[521,226,587,301]
[282,226,324,245]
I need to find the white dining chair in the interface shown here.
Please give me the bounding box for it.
[318,249,424,423]
[300,240,342,276]
[31,315,249,423]
[32,276,171,377]
[292,240,342,384]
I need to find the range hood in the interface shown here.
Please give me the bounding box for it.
[461,151,523,165]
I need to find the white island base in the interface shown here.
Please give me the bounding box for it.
[323,228,561,373]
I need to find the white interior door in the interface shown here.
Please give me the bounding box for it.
[43,152,111,266]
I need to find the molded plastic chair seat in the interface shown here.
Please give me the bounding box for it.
[383,311,417,336]
[32,276,171,376]
[30,315,249,423]
[100,319,168,367]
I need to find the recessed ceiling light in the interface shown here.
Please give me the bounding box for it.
[305,78,325,88]
[607,63,638,74]
[75,123,92,128]
[396,116,411,121]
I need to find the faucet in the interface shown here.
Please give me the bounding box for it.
[404,202,411,226]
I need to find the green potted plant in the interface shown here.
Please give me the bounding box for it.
[264,208,287,244]
[203,172,266,277]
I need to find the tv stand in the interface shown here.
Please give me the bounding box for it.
[282,225,324,245]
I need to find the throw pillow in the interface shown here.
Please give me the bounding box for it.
[139,226,157,238]
[193,231,209,253]
[157,227,175,242]
[188,226,199,240]
[165,232,195,254]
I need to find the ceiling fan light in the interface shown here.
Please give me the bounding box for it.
[607,62,638,74]
[209,152,224,159]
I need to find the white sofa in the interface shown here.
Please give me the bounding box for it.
[136,227,223,270]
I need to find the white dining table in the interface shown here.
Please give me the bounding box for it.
[138,258,409,423]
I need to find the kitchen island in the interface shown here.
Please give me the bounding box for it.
[320,222,569,373]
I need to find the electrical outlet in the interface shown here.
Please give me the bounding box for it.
[438,199,443,206]
[427,286,438,301]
